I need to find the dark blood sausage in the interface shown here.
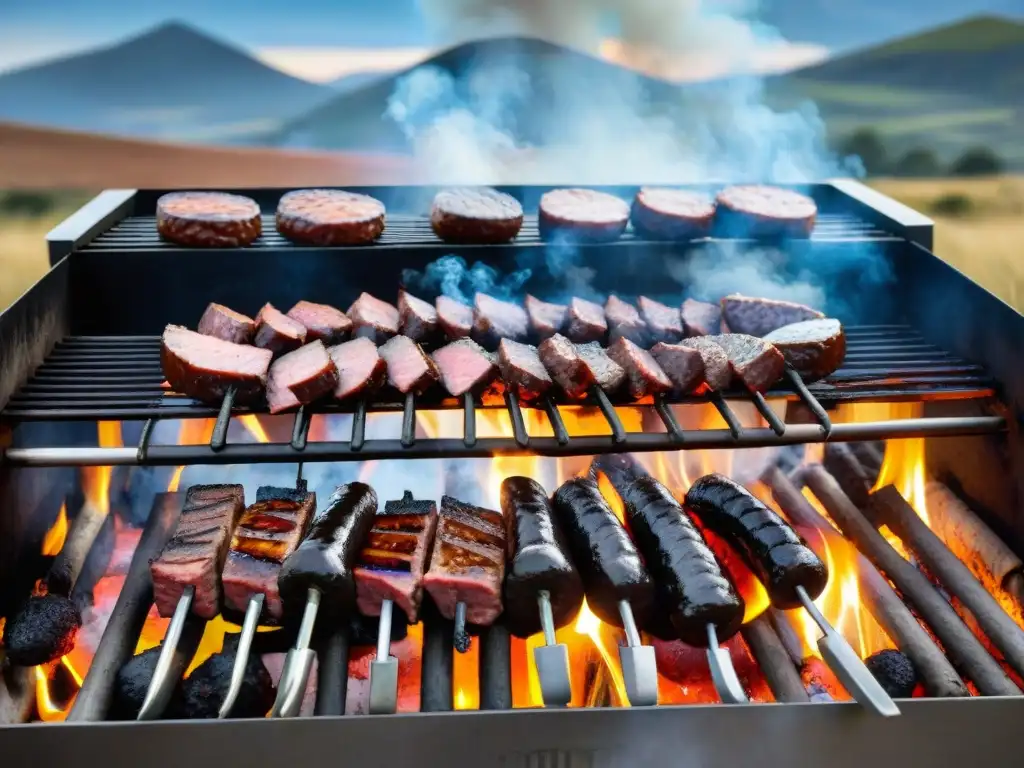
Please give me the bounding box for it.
[500,477,585,638]
[161,325,272,405]
[436,295,474,340]
[720,294,824,337]
[275,189,385,246]
[379,335,440,395]
[637,296,683,344]
[473,293,530,347]
[538,188,630,243]
[551,477,654,628]
[630,188,716,240]
[430,187,524,244]
[525,295,568,340]
[565,297,607,343]
[265,340,339,414]
[677,337,732,391]
[538,333,593,399]
[709,333,785,393]
[607,337,672,399]
[498,339,553,400]
[604,295,648,345]
[286,300,352,345]
[685,474,828,609]
[278,482,379,623]
[622,476,744,647]
[198,303,254,344]
[681,298,721,337]
[650,342,706,394]
[348,292,400,344]
[397,290,439,343]
[328,337,386,401]
[763,318,846,382]
[156,191,261,248]
[432,338,497,397]
[715,185,818,239]
[254,303,307,355]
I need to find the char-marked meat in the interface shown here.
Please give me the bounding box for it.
[221,486,317,624]
[538,333,593,400]
[605,295,649,345]
[432,338,497,397]
[538,188,630,243]
[577,341,626,394]
[150,484,245,620]
[198,303,255,344]
[253,303,306,355]
[708,333,785,393]
[156,191,261,248]
[161,325,272,405]
[607,337,672,398]
[677,337,732,391]
[763,318,846,382]
[650,342,706,393]
[275,189,385,246]
[430,188,523,244]
[715,185,817,239]
[720,294,824,337]
[681,299,722,337]
[379,335,440,394]
[285,300,352,345]
[348,292,400,344]
[397,290,439,343]
[497,339,553,400]
[630,188,716,240]
[565,297,607,343]
[423,496,505,626]
[436,295,474,340]
[524,294,568,340]
[355,492,438,623]
[328,337,386,401]
[638,296,683,344]
[473,293,529,347]
[265,340,339,414]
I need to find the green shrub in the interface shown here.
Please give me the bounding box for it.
[949,147,1004,177]
[929,193,974,217]
[0,191,56,217]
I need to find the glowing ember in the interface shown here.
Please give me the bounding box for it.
[41,503,69,556]
[453,638,480,710]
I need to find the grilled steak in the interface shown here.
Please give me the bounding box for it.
[156,191,261,248]
[275,189,385,246]
[423,496,506,626]
[566,297,608,343]
[638,296,683,344]
[348,292,400,344]
[763,318,846,382]
[650,342,707,393]
[538,188,629,243]
[436,295,474,340]
[150,484,245,620]
[607,337,672,398]
[285,300,352,345]
[630,187,716,240]
[254,303,307,355]
[716,185,817,238]
[161,325,272,404]
[430,188,523,244]
[605,295,648,345]
[221,486,317,624]
[681,298,722,337]
[577,341,626,393]
[328,337,386,401]
[538,333,593,399]
[524,294,568,340]
[497,339,553,400]
[197,303,255,344]
[397,290,439,343]
[473,293,529,347]
[379,335,440,394]
[354,492,438,623]
[720,294,824,337]
[432,338,497,397]
[709,333,785,393]
[265,341,338,414]
[677,337,732,391]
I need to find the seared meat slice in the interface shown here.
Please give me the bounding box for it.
[566,297,607,343]
[275,189,385,246]
[198,302,255,344]
[328,337,386,401]
[254,303,307,355]
[436,295,474,340]
[473,293,529,347]
[715,185,817,239]
[638,296,683,344]
[538,188,630,243]
[524,294,568,340]
[285,300,352,345]
[432,338,497,397]
[681,299,722,337]
[605,295,649,346]
[497,339,553,400]
[678,337,733,391]
[430,188,523,245]
[763,318,846,382]
[650,342,707,393]
[720,294,823,337]
[265,341,338,414]
[577,341,626,394]
[161,325,272,404]
[348,292,400,344]
[630,187,716,240]
[156,191,261,248]
[709,333,786,393]
[538,333,593,400]
[397,290,439,343]
[379,335,440,394]
[607,337,672,399]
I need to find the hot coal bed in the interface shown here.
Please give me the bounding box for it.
[1,182,1023,768]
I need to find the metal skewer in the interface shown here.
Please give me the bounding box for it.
[453,601,471,653]
[137,586,195,721]
[705,623,748,704]
[533,591,571,707]
[616,600,658,707]
[217,593,265,719]
[368,599,399,714]
[269,586,321,718]
[796,585,900,717]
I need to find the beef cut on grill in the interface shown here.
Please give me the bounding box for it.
[715,185,818,239]
[709,334,786,393]
[254,303,307,355]
[432,338,498,397]
[577,341,627,394]
[607,337,672,399]
[650,342,707,394]
[221,486,317,624]
[156,191,262,248]
[538,333,593,399]
[285,300,352,345]
[524,294,568,340]
[677,337,732,391]
[397,290,439,342]
[473,293,530,347]
[379,335,440,394]
[720,294,824,337]
[275,189,386,246]
[328,337,387,401]
[538,188,630,243]
[638,296,683,344]
[604,295,648,345]
[436,295,474,340]
[161,325,272,404]
[566,297,608,343]
[630,188,716,240]
[497,339,553,400]
[681,299,722,337]
[423,496,506,626]
[150,484,245,620]
[197,302,255,344]
[763,318,846,382]
[348,292,400,344]
[430,187,524,244]
[354,492,439,623]
[265,340,339,414]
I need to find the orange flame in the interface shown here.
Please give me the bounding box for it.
[34,657,83,722]
[167,466,185,493]
[41,503,69,556]
[573,600,630,707]
[79,420,123,516]
[453,638,481,710]
[167,419,217,492]
[238,415,271,444]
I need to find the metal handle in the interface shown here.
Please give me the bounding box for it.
[137,586,194,721]
[368,599,399,715]
[218,593,264,719]
[705,623,749,705]
[533,591,571,708]
[616,600,658,707]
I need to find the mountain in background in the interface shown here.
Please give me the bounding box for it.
[329,71,394,92]
[0,21,333,143]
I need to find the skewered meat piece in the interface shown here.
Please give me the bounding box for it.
[275,189,385,246]
[430,188,524,244]
[348,292,400,344]
[156,191,261,248]
[379,335,440,395]
[677,337,732,391]
[607,337,672,399]
[161,325,272,405]
[650,342,706,394]
[198,302,255,344]
[264,341,338,414]
[432,338,498,397]
[605,295,649,345]
[497,339,553,400]
[681,299,722,337]
[576,341,626,394]
[637,296,683,344]
[715,185,817,239]
[285,300,352,345]
[436,295,474,340]
[763,318,846,382]
[525,294,568,340]
[397,290,439,343]
[719,294,824,337]
[254,303,307,355]
[473,293,530,347]
[328,337,387,401]
[708,333,785,393]
[538,333,593,400]
[630,188,716,240]
[538,188,630,243]
[565,297,607,343]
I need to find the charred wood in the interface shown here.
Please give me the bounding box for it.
[314,628,350,716]
[740,614,809,703]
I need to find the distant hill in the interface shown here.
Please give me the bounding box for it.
[329,71,395,92]
[0,21,333,143]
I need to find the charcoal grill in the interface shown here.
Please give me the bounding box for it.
[1,180,1023,767]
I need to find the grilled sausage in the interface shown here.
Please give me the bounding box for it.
[551,477,654,628]
[685,474,827,609]
[278,482,378,623]
[622,476,744,647]
[500,477,585,638]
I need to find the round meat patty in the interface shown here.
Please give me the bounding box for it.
[156,191,262,247]
[538,188,630,243]
[275,189,386,246]
[715,185,817,239]
[430,187,523,244]
[630,188,716,240]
